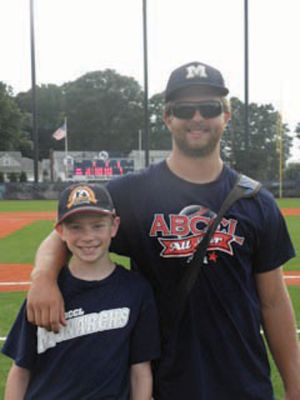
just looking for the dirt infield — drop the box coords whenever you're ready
[281,208,300,216]
[0,210,299,292]
[0,264,299,292]
[0,264,33,292]
[0,211,55,239]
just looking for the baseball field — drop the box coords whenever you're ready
[0,198,299,398]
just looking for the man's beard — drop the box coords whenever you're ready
[172,127,221,158]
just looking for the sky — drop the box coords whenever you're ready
[1,0,300,159]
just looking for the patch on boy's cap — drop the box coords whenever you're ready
[165,61,229,102]
[56,184,115,226]
[67,186,98,209]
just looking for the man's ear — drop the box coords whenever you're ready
[163,109,173,129]
[223,111,231,125]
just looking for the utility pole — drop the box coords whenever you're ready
[142,0,149,167]
[244,0,249,164]
[30,0,39,182]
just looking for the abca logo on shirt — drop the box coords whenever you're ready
[149,205,244,260]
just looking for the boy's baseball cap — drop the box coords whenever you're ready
[56,183,115,226]
[165,61,229,102]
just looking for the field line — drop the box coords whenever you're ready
[0,281,30,286]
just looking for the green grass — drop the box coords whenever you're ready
[276,197,300,208]
[0,288,299,398]
[0,199,299,397]
[0,221,53,263]
[0,200,56,212]
[284,216,300,271]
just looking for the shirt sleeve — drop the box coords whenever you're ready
[106,177,133,257]
[1,300,37,369]
[129,280,161,365]
[253,191,295,273]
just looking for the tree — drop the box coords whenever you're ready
[222,98,293,181]
[295,122,300,139]
[148,93,171,150]
[0,82,30,152]
[285,162,300,180]
[19,171,28,182]
[63,70,144,154]
[16,84,65,159]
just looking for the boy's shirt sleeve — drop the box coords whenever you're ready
[129,279,160,365]
[2,300,37,369]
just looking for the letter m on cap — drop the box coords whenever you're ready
[186,65,207,79]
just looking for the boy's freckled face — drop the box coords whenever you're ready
[57,214,119,264]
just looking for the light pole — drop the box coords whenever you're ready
[142,0,149,167]
[30,0,39,182]
[244,0,249,158]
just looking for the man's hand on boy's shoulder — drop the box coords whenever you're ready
[27,270,66,333]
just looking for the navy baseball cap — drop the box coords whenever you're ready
[165,61,229,102]
[56,184,115,226]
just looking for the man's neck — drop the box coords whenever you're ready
[166,149,224,184]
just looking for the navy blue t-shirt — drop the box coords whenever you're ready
[107,161,295,400]
[2,265,160,400]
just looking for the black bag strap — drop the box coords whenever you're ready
[174,173,262,326]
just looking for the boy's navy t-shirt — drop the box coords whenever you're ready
[2,265,160,400]
[107,161,295,400]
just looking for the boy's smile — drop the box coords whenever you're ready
[56,214,119,274]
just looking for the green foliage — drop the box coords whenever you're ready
[148,92,171,150]
[0,82,31,152]
[19,171,28,182]
[16,84,66,159]
[1,70,297,178]
[63,69,144,153]
[285,163,300,180]
[0,171,4,182]
[7,172,18,182]
[222,97,293,181]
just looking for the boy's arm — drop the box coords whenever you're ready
[4,363,31,400]
[130,361,153,400]
[255,267,300,400]
[26,230,68,332]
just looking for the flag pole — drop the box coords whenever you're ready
[64,117,68,179]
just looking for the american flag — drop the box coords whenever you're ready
[52,122,66,141]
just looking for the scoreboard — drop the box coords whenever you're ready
[71,159,134,179]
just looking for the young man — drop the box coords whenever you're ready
[27,62,300,399]
[2,184,160,400]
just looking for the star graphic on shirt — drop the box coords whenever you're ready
[208,251,218,263]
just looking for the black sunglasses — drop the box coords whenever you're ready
[169,100,224,120]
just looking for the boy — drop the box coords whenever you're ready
[2,183,160,399]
